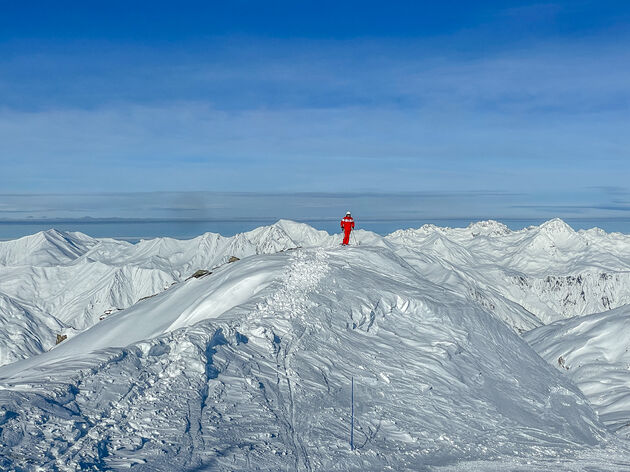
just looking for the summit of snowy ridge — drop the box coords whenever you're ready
[1,219,630,470]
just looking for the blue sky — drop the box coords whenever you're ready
[1,1,629,219]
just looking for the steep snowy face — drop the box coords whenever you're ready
[0,262,177,326]
[506,219,590,274]
[507,271,630,323]
[0,293,63,366]
[526,305,630,437]
[0,246,622,471]
[390,245,543,332]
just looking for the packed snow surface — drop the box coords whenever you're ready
[1,219,630,470]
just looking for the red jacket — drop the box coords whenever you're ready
[341,216,355,232]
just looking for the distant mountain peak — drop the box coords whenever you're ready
[537,218,576,235]
[0,228,94,267]
[468,220,511,236]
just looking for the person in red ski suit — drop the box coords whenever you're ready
[340,211,355,245]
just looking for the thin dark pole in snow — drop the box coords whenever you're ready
[350,376,354,450]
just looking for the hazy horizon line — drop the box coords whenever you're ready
[3,216,630,224]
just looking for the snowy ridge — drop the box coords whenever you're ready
[2,218,630,357]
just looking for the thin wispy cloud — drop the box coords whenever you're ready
[0,189,628,221]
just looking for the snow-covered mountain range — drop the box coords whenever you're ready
[1,219,630,470]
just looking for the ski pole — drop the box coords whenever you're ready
[350,376,354,450]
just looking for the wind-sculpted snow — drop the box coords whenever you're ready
[526,305,630,437]
[2,246,629,471]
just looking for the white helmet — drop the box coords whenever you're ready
[346,211,351,215]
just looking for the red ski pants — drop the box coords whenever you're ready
[343,229,352,245]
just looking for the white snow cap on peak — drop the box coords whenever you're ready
[468,220,511,236]
[538,218,576,234]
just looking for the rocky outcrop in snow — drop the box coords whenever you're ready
[508,271,630,323]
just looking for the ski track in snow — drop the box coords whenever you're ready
[247,248,329,472]
[2,221,630,470]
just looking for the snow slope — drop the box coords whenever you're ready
[2,245,628,471]
[526,305,630,437]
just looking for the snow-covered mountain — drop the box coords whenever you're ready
[0,229,95,266]
[386,218,630,327]
[526,304,630,437]
[2,219,630,470]
[0,221,333,366]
